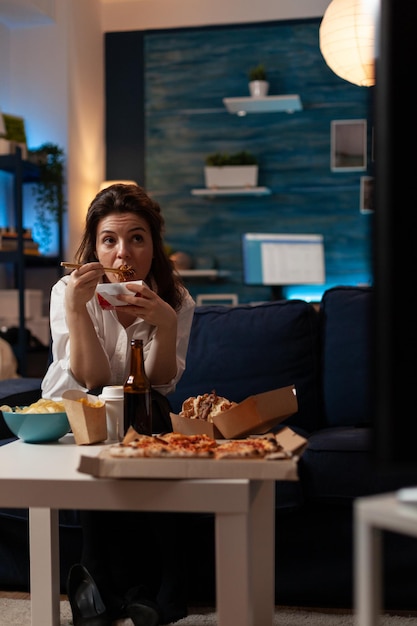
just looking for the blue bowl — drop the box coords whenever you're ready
[2,409,71,443]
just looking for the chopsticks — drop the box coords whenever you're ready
[60,262,125,277]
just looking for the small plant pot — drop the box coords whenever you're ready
[249,80,269,98]
[204,165,259,189]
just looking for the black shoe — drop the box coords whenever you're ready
[126,601,160,626]
[67,563,112,626]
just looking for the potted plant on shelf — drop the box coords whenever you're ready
[204,150,259,189]
[248,63,269,98]
[28,142,66,254]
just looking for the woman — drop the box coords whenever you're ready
[42,183,195,626]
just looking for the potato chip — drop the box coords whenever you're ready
[5,398,66,414]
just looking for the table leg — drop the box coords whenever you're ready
[29,508,61,626]
[215,480,274,626]
[250,481,275,625]
[355,504,383,626]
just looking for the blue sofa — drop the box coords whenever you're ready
[1,285,417,609]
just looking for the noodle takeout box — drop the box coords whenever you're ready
[96,280,143,309]
[170,384,298,439]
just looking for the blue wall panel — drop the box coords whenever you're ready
[109,20,373,303]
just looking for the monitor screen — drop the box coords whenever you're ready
[242,233,325,286]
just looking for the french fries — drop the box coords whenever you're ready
[0,399,66,414]
[76,397,103,408]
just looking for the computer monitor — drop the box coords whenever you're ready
[242,233,325,299]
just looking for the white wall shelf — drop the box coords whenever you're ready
[191,186,271,197]
[223,95,302,115]
[178,269,230,280]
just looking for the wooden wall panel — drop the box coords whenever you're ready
[106,20,373,303]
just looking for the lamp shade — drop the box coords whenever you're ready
[319,0,375,87]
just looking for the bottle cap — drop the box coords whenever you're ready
[100,385,124,399]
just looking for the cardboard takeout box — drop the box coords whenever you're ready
[170,385,298,439]
[62,390,107,445]
[95,280,143,309]
[169,412,223,439]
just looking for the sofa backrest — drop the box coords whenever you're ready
[0,377,43,440]
[169,299,324,433]
[320,285,372,427]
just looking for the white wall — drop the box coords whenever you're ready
[0,24,10,108]
[1,0,330,260]
[66,0,104,262]
[9,3,68,149]
[0,0,55,28]
[1,0,104,261]
[101,0,330,32]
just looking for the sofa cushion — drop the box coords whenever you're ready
[0,508,82,593]
[0,378,43,439]
[0,377,42,406]
[300,427,417,503]
[320,286,372,427]
[169,300,323,433]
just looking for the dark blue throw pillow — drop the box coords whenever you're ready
[320,286,372,427]
[0,378,43,440]
[169,300,323,433]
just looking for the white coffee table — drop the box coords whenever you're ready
[0,435,299,626]
[354,492,417,626]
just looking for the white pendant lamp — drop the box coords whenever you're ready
[319,0,376,87]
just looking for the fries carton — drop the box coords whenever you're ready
[170,385,298,439]
[62,390,107,445]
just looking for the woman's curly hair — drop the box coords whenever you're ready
[75,183,184,311]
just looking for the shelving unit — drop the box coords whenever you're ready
[190,96,302,195]
[223,94,302,116]
[191,186,271,197]
[0,147,63,375]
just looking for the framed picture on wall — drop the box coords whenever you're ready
[360,176,374,213]
[331,119,367,172]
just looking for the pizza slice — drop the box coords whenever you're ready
[108,430,288,460]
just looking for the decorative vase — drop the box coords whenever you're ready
[249,80,269,98]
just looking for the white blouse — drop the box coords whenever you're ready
[41,275,196,400]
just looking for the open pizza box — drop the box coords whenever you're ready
[170,384,298,440]
[77,423,307,481]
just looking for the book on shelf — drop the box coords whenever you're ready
[0,229,40,254]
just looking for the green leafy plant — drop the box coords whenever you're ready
[248,63,267,82]
[205,150,258,166]
[29,142,66,253]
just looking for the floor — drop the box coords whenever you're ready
[0,590,67,601]
[2,591,417,619]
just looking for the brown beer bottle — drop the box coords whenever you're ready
[123,339,152,435]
